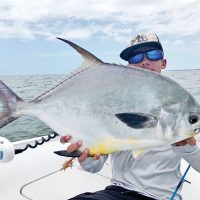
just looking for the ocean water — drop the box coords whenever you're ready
[0,74,65,142]
[0,70,200,142]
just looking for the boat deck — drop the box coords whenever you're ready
[0,137,199,199]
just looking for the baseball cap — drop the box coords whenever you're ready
[120,33,163,61]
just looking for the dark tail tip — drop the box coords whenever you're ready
[54,150,83,158]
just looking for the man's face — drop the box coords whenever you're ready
[128,52,167,73]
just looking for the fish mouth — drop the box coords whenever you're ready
[194,128,200,134]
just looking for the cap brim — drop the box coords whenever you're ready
[120,42,163,61]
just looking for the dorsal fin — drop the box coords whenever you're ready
[34,38,104,101]
[57,37,104,70]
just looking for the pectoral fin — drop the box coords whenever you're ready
[115,112,158,129]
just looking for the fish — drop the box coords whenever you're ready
[1,38,200,159]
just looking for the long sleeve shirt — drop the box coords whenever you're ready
[80,139,200,200]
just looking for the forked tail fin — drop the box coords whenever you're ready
[0,80,23,128]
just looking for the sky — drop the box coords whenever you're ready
[1,0,200,75]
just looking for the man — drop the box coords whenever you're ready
[61,33,200,200]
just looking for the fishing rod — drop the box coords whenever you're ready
[0,132,59,163]
[170,164,191,200]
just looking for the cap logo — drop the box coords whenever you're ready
[129,33,159,47]
[136,35,148,43]
[131,34,148,46]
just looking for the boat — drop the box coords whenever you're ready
[0,135,199,200]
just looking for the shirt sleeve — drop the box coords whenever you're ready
[79,155,109,173]
[172,136,200,172]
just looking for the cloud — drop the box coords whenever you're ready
[1,0,200,43]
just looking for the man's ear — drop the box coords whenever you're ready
[161,59,167,69]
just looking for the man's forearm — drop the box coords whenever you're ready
[80,155,108,173]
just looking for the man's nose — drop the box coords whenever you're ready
[141,56,150,66]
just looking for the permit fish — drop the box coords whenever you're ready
[1,38,200,160]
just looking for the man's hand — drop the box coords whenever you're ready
[60,135,100,162]
[175,137,196,146]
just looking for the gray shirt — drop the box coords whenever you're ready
[80,139,200,200]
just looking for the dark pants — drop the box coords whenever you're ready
[68,185,156,200]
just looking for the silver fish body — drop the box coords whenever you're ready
[1,38,200,156]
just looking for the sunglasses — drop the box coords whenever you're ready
[128,50,164,64]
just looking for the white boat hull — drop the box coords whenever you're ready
[0,136,199,199]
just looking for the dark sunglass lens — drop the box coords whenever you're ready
[147,50,163,61]
[128,53,144,64]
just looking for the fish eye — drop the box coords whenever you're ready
[189,114,199,124]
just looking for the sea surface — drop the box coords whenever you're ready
[1,70,200,142]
